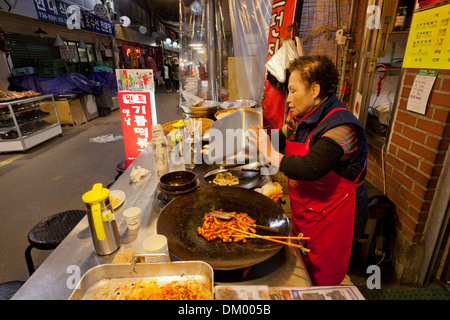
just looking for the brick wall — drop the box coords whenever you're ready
[343,0,450,283]
[381,69,450,243]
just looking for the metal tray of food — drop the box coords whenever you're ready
[69,254,214,300]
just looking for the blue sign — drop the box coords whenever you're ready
[33,0,114,36]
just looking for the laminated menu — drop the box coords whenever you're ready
[214,285,365,300]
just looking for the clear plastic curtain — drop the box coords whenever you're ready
[228,0,271,103]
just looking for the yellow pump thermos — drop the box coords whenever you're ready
[82,183,121,255]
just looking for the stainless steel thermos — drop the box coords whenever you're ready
[82,183,121,255]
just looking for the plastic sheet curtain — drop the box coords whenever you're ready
[228,0,271,102]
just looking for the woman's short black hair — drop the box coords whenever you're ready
[288,55,339,99]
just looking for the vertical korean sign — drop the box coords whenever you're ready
[116,69,157,167]
[262,0,299,130]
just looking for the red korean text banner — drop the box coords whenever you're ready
[118,92,154,167]
[262,0,299,130]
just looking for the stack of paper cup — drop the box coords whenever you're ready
[143,234,169,263]
[123,207,141,230]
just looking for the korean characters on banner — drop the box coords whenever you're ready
[118,91,157,167]
[117,69,157,167]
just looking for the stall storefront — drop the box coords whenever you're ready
[0,5,118,136]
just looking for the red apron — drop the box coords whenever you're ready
[286,108,364,286]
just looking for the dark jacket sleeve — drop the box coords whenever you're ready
[270,129,286,154]
[279,137,344,181]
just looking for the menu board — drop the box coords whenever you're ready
[403,4,450,69]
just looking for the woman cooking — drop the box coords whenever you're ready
[248,55,368,286]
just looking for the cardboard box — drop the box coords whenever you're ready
[80,94,98,121]
[52,97,88,125]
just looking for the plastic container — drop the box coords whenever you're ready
[12,67,36,77]
[37,59,65,69]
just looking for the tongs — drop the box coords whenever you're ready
[203,162,263,179]
[208,211,279,233]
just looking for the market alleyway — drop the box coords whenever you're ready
[0,89,182,284]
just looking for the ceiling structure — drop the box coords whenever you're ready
[146,0,181,23]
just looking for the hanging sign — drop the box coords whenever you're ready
[32,0,114,36]
[118,91,157,167]
[403,4,450,69]
[115,69,155,92]
[59,45,79,61]
[406,69,438,115]
[418,0,447,8]
[261,0,299,130]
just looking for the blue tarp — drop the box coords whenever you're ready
[7,72,117,96]
[86,72,118,97]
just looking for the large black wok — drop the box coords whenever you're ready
[156,186,290,270]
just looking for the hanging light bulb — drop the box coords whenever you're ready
[54,32,65,46]
[78,36,87,49]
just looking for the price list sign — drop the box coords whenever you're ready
[403,4,450,69]
[406,69,438,114]
[118,92,156,166]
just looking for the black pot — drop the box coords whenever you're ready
[159,171,197,191]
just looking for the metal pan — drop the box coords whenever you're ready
[203,168,262,189]
[156,187,290,270]
[69,254,214,300]
[159,171,197,191]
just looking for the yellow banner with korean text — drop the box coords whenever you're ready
[403,3,450,69]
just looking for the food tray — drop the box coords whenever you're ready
[162,118,214,135]
[69,254,214,300]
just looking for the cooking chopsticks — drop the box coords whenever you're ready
[228,227,310,252]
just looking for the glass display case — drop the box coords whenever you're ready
[0,94,62,152]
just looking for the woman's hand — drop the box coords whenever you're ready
[247,125,283,168]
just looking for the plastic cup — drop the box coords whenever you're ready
[123,207,141,230]
[143,234,169,263]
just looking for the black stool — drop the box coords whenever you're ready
[0,281,26,300]
[115,160,127,180]
[25,210,86,275]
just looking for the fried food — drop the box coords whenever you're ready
[212,172,239,186]
[254,182,284,203]
[113,249,136,264]
[197,209,256,243]
[110,195,122,207]
[92,278,212,300]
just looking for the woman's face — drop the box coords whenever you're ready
[287,70,319,118]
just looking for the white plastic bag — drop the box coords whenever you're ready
[265,39,300,83]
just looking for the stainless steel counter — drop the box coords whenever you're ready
[12,146,311,300]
